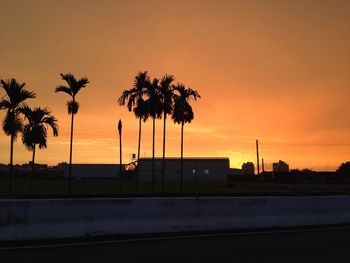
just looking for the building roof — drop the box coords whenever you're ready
[139,157,229,161]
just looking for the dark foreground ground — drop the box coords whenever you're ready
[2,178,350,196]
[1,227,349,263]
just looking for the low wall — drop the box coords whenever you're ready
[1,196,350,241]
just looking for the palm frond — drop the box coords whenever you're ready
[187,88,201,100]
[71,83,83,96]
[18,89,36,102]
[134,71,150,90]
[160,74,175,88]
[0,99,12,110]
[17,104,34,123]
[55,85,73,96]
[118,89,133,109]
[38,106,51,116]
[76,77,89,89]
[0,79,8,92]
[126,94,137,112]
[60,73,76,87]
[0,78,35,107]
[58,73,89,97]
[42,116,59,137]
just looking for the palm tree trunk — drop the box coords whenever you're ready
[180,121,184,193]
[161,112,166,194]
[135,117,141,193]
[8,134,14,195]
[68,109,75,194]
[152,117,155,193]
[28,144,36,194]
[119,126,122,193]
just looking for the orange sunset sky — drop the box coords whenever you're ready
[1,0,350,171]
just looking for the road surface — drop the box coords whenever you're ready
[1,227,349,262]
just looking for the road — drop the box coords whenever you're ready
[1,227,349,262]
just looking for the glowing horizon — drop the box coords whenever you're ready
[1,0,350,171]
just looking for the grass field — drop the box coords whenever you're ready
[1,178,350,197]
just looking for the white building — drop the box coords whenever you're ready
[138,157,230,183]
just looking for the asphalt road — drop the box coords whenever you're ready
[1,227,349,263]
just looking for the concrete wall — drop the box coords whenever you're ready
[1,196,350,242]
[139,158,230,183]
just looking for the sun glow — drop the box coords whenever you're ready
[1,0,350,171]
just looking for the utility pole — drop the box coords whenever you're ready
[118,119,122,193]
[256,139,260,176]
[262,158,265,173]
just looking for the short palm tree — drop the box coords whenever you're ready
[145,78,162,193]
[172,84,201,193]
[159,74,175,193]
[118,71,150,192]
[0,79,36,194]
[55,73,89,194]
[19,105,58,193]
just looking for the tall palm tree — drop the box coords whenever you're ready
[0,79,36,194]
[118,71,150,192]
[19,105,58,193]
[145,78,162,193]
[172,84,201,193]
[118,119,122,193]
[159,74,175,193]
[55,73,89,194]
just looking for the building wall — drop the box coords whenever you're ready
[229,168,244,176]
[63,164,123,179]
[138,158,230,183]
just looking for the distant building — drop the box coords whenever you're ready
[63,164,125,179]
[273,160,289,173]
[138,157,230,183]
[229,168,244,176]
[242,162,255,175]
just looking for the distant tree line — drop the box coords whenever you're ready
[229,166,350,185]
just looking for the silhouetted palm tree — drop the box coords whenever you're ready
[172,84,201,193]
[159,74,175,193]
[145,78,162,193]
[118,71,150,192]
[118,119,122,193]
[19,105,58,193]
[0,79,36,194]
[55,73,89,194]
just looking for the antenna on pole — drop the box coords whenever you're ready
[256,139,260,176]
